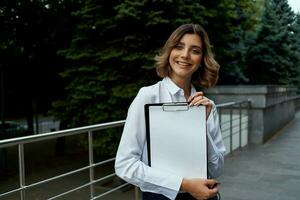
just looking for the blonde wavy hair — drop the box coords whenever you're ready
[154,24,220,88]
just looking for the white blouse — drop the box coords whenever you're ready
[115,77,226,200]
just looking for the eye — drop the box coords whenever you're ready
[174,44,184,50]
[191,48,202,55]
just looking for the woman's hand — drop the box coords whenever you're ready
[181,178,219,200]
[188,92,212,119]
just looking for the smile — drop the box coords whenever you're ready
[176,61,191,66]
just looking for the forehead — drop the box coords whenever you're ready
[178,33,202,47]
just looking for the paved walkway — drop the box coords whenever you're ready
[219,110,300,200]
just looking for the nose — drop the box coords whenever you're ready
[180,48,189,59]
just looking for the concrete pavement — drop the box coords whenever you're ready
[218,110,300,200]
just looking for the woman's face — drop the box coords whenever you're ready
[169,33,203,81]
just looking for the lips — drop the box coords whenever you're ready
[176,61,191,66]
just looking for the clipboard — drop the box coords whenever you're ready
[145,102,207,179]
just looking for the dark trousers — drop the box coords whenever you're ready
[142,192,219,200]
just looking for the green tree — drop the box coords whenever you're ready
[53,0,261,157]
[201,0,263,83]
[290,13,300,86]
[246,0,299,84]
[54,0,213,125]
[0,0,81,133]
[53,0,212,157]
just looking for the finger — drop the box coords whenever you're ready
[209,181,220,189]
[188,91,204,102]
[190,95,209,105]
[189,96,204,106]
[205,179,217,186]
[194,99,209,106]
[208,187,219,198]
[194,99,211,106]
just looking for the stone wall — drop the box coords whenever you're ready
[204,85,298,144]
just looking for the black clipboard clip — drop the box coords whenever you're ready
[162,102,189,112]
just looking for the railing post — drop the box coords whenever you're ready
[218,108,222,125]
[247,100,251,143]
[239,103,242,149]
[230,108,233,153]
[134,186,140,200]
[88,131,95,199]
[18,144,26,200]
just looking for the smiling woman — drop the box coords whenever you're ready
[155,24,220,89]
[115,24,225,200]
[168,34,203,98]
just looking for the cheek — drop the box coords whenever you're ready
[194,55,202,65]
[169,51,176,64]
[168,55,172,64]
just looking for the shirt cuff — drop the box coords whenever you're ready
[143,167,183,199]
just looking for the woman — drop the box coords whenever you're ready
[115,24,225,200]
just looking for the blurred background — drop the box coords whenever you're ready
[0,0,299,139]
[0,0,300,199]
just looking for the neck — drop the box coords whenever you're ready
[169,75,191,99]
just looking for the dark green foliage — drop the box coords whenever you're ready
[290,14,300,86]
[246,0,300,85]
[0,0,82,132]
[52,0,264,157]
[53,0,211,156]
[54,0,261,125]
[56,0,209,127]
[201,0,260,83]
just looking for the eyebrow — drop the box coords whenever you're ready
[190,45,202,50]
[177,42,202,50]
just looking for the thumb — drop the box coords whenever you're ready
[205,179,217,187]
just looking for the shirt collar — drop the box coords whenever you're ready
[163,76,197,96]
[163,76,181,95]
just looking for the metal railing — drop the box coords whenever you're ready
[216,100,251,154]
[0,100,251,200]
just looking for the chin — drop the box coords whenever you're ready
[173,71,193,79]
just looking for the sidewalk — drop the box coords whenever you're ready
[218,110,300,200]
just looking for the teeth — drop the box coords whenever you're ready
[177,61,190,66]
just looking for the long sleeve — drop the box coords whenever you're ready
[115,88,183,200]
[206,102,226,178]
[115,78,226,199]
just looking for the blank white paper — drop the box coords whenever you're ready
[148,105,207,179]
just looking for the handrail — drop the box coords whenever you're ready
[0,100,251,200]
[0,101,251,149]
[216,100,251,108]
[47,173,118,200]
[0,120,125,148]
